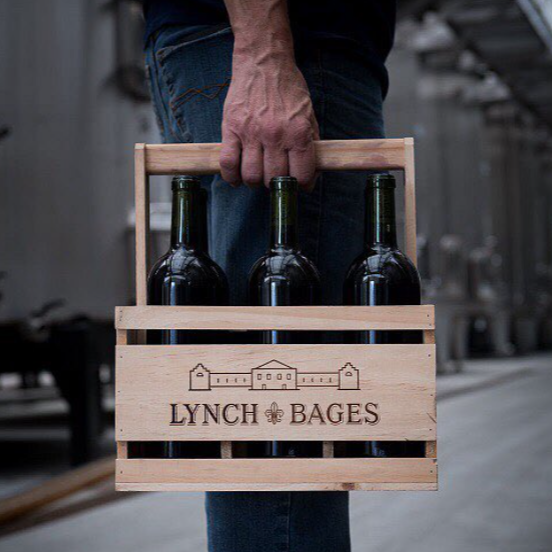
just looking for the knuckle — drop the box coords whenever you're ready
[242,168,262,185]
[260,121,285,144]
[220,155,236,171]
[292,118,312,136]
[224,116,242,133]
[220,154,239,177]
[289,120,313,147]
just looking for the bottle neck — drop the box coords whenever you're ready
[366,185,398,248]
[270,185,298,249]
[170,188,201,250]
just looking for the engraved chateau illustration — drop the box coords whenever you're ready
[190,360,360,391]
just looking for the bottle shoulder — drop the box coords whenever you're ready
[249,248,321,282]
[148,247,227,284]
[346,247,420,283]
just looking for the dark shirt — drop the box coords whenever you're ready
[144,0,396,92]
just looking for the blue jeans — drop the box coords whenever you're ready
[146,24,386,552]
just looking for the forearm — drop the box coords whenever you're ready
[223,0,295,62]
[220,0,318,189]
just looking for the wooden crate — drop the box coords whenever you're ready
[115,138,438,492]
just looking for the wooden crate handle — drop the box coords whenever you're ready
[134,138,417,305]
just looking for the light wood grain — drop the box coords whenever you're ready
[424,330,436,344]
[115,305,435,331]
[323,442,335,458]
[0,457,114,525]
[121,137,439,492]
[221,442,232,459]
[116,344,436,441]
[404,137,418,264]
[117,458,437,485]
[117,442,128,460]
[134,144,149,307]
[425,441,437,458]
[144,139,408,175]
[116,330,128,346]
[116,482,437,492]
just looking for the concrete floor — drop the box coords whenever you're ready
[1,353,551,552]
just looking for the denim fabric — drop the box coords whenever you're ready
[146,24,386,552]
[206,491,351,552]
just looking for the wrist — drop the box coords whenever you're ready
[233,26,295,64]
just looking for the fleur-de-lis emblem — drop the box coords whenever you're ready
[265,402,284,425]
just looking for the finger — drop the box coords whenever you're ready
[220,132,242,186]
[263,148,289,187]
[289,141,317,192]
[241,143,264,188]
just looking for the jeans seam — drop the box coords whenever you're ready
[169,78,231,112]
[157,53,193,142]
[148,48,184,143]
[156,25,232,60]
[144,62,165,135]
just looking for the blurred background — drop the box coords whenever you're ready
[0,0,551,550]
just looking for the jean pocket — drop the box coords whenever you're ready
[155,26,234,143]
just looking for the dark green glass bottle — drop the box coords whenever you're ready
[248,176,322,458]
[341,174,424,458]
[198,186,209,253]
[146,176,228,459]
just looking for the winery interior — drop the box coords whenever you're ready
[1,0,552,550]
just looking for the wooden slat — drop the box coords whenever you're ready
[221,442,232,459]
[116,344,436,441]
[425,441,437,458]
[117,458,436,485]
[115,305,435,331]
[144,139,408,175]
[117,442,128,460]
[404,137,418,264]
[134,144,149,307]
[424,330,436,344]
[323,442,335,458]
[0,457,114,525]
[117,482,437,492]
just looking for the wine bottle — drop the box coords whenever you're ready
[198,186,209,253]
[146,175,228,459]
[341,173,425,458]
[247,176,322,458]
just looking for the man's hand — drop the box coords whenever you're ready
[220,0,319,191]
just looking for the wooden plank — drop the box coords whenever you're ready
[134,144,149,307]
[116,330,128,346]
[0,479,122,538]
[144,139,408,175]
[115,305,435,331]
[323,442,335,458]
[425,441,437,458]
[404,137,418,264]
[117,442,128,460]
[221,442,232,459]
[423,330,437,453]
[116,458,437,485]
[116,344,436,441]
[0,457,114,525]
[424,330,436,344]
[117,482,438,492]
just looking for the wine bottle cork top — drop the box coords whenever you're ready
[367,173,396,189]
[172,175,201,191]
[270,176,298,191]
